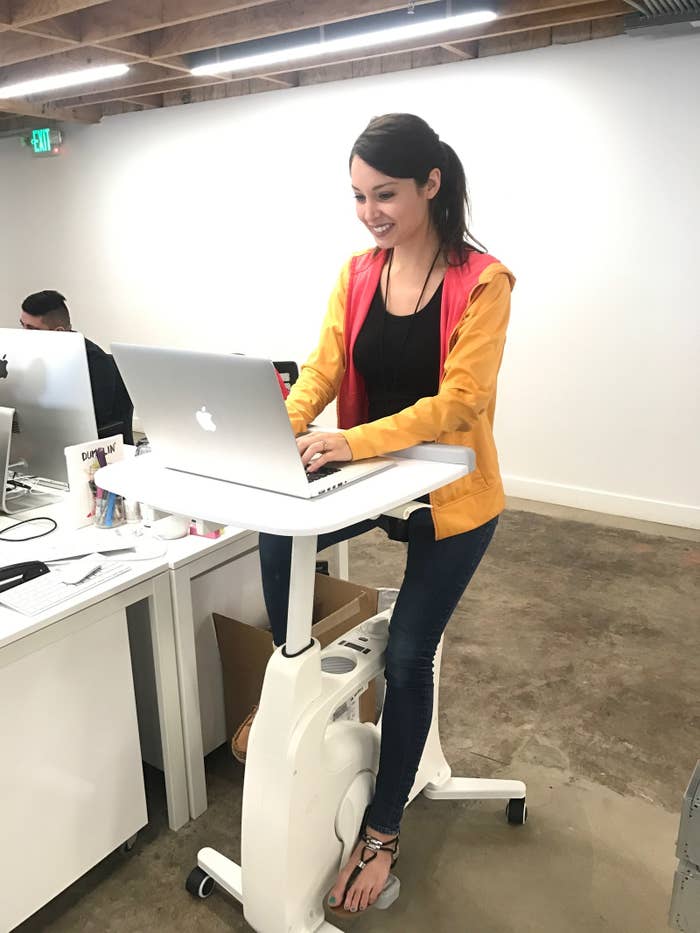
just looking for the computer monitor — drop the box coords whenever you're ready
[0,406,13,510]
[0,329,98,484]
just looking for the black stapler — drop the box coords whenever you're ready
[0,561,50,593]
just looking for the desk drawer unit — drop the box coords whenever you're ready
[0,608,147,931]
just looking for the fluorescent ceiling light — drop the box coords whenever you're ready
[0,64,129,99]
[191,10,498,76]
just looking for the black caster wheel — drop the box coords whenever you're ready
[506,797,528,825]
[121,833,138,853]
[186,867,215,899]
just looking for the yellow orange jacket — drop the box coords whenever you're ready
[286,248,515,539]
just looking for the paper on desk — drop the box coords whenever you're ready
[20,530,136,564]
[64,434,124,529]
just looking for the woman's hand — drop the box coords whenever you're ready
[297,432,353,473]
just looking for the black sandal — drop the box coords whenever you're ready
[328,831,400,917]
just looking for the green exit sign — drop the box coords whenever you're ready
[28,127,62,155]
[31,127,52,153]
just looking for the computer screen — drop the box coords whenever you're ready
[0,329,97,483]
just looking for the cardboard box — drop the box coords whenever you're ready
[214,574,379,739]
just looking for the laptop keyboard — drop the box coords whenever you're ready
[306,465,341,483]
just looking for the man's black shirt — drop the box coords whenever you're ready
[84,338,133,443]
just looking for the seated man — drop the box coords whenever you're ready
[20,290,134,444]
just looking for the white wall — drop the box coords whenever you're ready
[1,33,699,527]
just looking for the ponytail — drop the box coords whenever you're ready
[431,141,485,265]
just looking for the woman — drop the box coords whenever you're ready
[257,113,514,916]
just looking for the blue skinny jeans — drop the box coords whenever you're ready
[258,510,498,836]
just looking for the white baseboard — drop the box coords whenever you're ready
[503,475,700,530]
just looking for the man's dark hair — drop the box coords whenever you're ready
[21,290,71,328]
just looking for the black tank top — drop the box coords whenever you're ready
[353,281,442,422]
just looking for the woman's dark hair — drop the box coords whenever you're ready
[349,113,484,264]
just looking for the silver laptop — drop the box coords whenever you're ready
[111,344,393,498]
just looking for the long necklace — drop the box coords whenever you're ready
[381,245,442,393]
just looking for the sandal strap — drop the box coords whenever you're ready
[360,832,399,857]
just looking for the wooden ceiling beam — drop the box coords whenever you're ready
[0,94,101,121]
[297,46,462,84]
[0,0,625,75]
[28,62,199,101]
[0,48,194,91]
[47,0,626,110]
[79,0,278,44]
[10,1,106,27]
[95,34,155,58]
[0,29,73,66]
[0,2,439,77]
[149,0,446,59]
[440,43,477,60]
[119,93,162,109]
[496,0,607,13]
[8,14,81,41]
[0,28,162,67]
[101,99,141,115]
[0,0,633,121]
[168,0,629,81]
[160,75,278,107]
[149,0,622,61]
[591,14,625,35]
[0,115,46,130]
[49,73,226,107]
[479,26,553,55]
[259,73,297,87]
[0,46,135,85]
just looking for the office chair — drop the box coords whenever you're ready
[273,361,299,394]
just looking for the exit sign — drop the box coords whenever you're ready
[31,127,52,152]
[28,127,62,155]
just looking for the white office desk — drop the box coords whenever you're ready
[0,501,190,932]
[96,453,468,536]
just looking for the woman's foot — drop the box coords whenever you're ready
[327,826,398,914]
[231,705,257,763]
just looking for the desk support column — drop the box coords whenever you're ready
[147,572,190,830]
[285,535,317,656]
[324,541,350,581]
[170,565,208,820]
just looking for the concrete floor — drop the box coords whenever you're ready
[16,503,700,933]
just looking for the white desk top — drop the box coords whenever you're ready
[96,452,470,537]
[0,502,164,650]
[163,523,254,570]
[0,555,169,652]
[0,498,255,650]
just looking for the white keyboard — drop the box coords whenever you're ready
[0,561,132,616]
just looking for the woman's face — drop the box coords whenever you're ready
[350,156,439,250]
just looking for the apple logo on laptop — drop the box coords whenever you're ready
[0,354,7,379]
[196,406,216,432]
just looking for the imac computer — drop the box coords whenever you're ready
[0,329,98,488]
